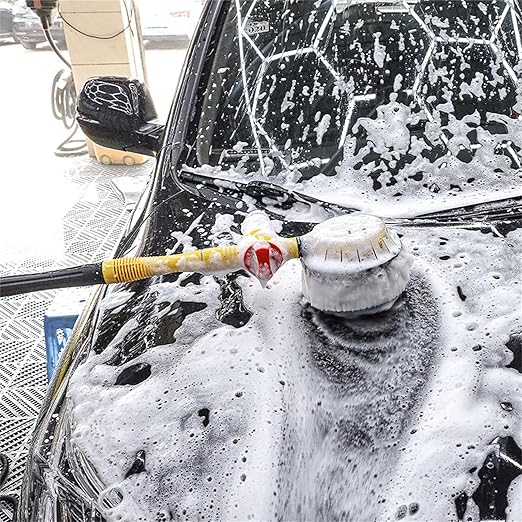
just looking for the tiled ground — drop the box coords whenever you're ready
[0,158,151,521]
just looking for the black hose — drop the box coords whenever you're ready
[0,453,18,522]
[40,13,87,157]
[51,69,75,128]
[51,69,88,157]
[53,123,88,157]
[0,262,105,297]
[40,13,70,68]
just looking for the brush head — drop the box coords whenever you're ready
[300,214,413,314]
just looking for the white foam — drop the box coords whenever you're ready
[302,248,413,312]
[298,214,413,312]
[67,225,521,521]
[506,476,522,522]
[295,101,522,217]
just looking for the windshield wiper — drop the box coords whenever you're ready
[178,169,359,217]
[178,169,522,230]
[410,196,522,224]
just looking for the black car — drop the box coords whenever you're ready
[12,3,65,49]
[17,0,522,521]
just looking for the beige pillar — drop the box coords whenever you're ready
[60,0,148,164]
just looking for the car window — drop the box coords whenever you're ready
[189,0,522,216]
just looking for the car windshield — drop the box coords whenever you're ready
[187,0,522,216]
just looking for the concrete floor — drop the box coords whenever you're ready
[0,40,187,519]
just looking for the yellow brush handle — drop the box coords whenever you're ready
[101,245,241,284]
[101,210,300,285]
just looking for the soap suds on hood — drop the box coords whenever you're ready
[68,224,521,521]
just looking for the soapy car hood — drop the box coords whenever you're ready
[20,181,521,521]
[69,208,522,522]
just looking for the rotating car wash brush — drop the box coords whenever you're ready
[0,212,413,314]
[299,213,413,314]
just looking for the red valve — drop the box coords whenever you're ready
[243,241,284,283]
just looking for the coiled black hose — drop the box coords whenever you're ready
[51,69,88,157]
[41,14,87,157]
[51,69,76,129]
[0,453,18,522]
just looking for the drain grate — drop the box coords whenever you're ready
[0,159,152,518]
[11,362,47,389]
[0,342,35,368]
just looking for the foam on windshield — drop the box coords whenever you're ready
[297,99,522,217]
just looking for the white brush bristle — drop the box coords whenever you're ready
[300,214,413,313]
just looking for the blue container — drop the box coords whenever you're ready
[44,290,89,381]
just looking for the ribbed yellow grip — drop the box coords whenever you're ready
[101,245,242,284]
[100,211,300,287]
[102,258,158,284]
